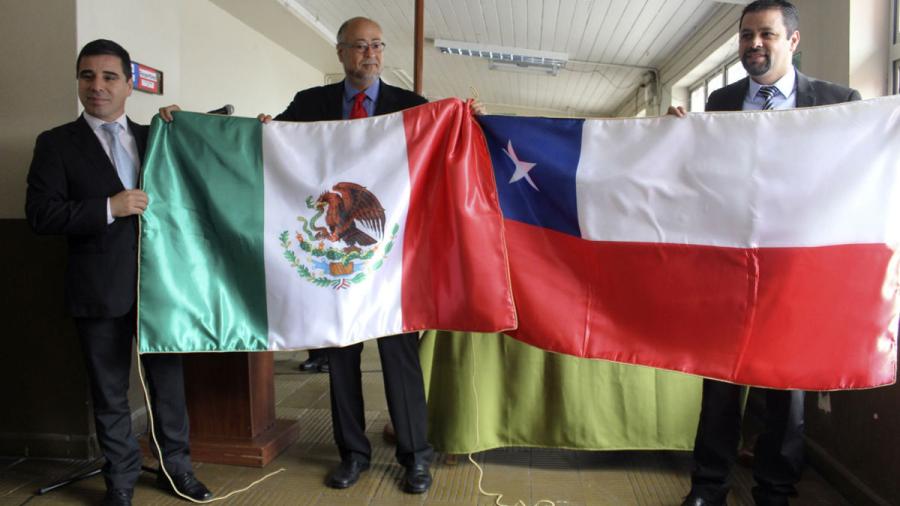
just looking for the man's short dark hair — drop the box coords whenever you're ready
[740,0,799,36]
[76,39,132,80]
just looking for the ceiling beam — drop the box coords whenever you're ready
[210,0,342,75]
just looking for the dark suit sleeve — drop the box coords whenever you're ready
[811,78,862,105]
[274,91,305,121]
[705,85,742,112]
[25,131,107,236]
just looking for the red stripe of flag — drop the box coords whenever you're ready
[400,100,517,333]
[504,220,897,390]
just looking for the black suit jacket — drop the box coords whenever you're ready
[275,79,427,122]
[706,68,861,112]
[25,115,148,318]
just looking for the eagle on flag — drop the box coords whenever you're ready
[314,182,386,252]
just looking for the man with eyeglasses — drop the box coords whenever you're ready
[159,14,440,494]
[263,16,434,494]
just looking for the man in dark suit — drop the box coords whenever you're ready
[262,16,435,494]
[25,39,211,506]
[670,2,860,506]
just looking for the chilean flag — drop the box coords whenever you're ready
[478,97,900,391]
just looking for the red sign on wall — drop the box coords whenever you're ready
[131,62,163,94]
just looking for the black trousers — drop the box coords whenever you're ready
[326,332,433,468]
[74,312,192,490]
[690,379,804,504]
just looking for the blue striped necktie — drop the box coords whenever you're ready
[100,122,137,189]
[757,85,778,110]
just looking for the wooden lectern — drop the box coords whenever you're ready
[176,352,298,467]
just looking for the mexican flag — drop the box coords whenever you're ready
[138,99,516,352]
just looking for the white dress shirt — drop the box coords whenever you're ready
[82,112,140,223]
[743,66,797,111]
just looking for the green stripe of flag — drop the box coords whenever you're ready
[139,113,269,352]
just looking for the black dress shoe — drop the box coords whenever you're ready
[299,356,329,372]
[102,488,133,506]
[157,471,213,500]
[402,464,432,494]
[298,356,320,371]
[326,460,369,489]
[752,487,791,506]
[680,494,725,506]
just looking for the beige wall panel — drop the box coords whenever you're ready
[0,0,78,218]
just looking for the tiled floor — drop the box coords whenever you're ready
[1,348,850,506]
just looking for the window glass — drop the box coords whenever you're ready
[690,86,706,112]
[894,59,900,94]
[707,72,725,95]
[893,0,900,92]
[726,60,747,84]
[895,0,899,43]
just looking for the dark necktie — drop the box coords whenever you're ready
[757,85,778,110]
[350,92,368,119]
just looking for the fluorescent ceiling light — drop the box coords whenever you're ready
[434,39,568,72]
[488,60,560,77]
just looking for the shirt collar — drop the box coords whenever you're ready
[343,79,380,104]
[747,66,796,100]
[83,111,128,132]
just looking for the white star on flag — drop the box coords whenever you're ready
[503,140,539,191]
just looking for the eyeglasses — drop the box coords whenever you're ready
[340,41,386,53]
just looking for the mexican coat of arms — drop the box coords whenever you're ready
[280,182,398,290]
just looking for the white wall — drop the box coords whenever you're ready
[848,0,891,98]
[0,0,325,219]
[76,0,183,123]
[76,0,324,123]
[792,0,851,86]
[178,0,324,118]
[783,0,890,97]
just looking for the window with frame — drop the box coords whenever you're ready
[893,0,900,93]
[688,57,745,112]
[895,60,900,95]
[895,0,900,45]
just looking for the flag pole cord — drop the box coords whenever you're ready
[135,214,284,504]
[133,348,286,504]
[466,336,557,506]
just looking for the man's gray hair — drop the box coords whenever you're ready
[336,17,382,44]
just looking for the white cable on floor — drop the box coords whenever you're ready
[133,349,287,504]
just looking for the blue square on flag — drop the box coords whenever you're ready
[478,115,583,237]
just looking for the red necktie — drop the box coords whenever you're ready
[350,92,368,119]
